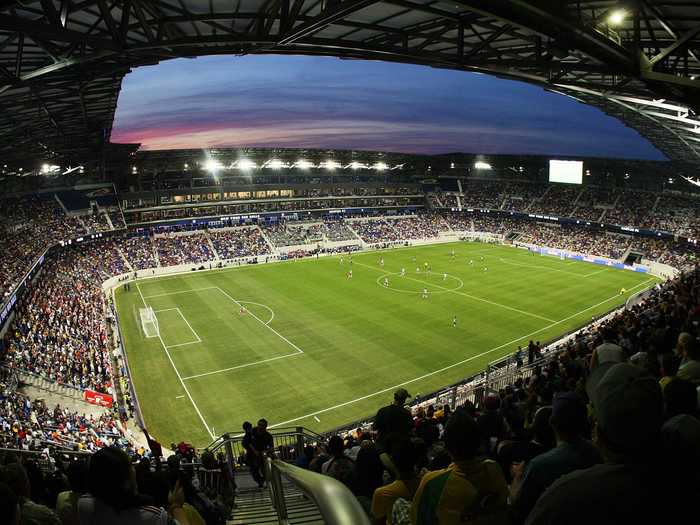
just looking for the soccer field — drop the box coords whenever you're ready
[115,241,657,447]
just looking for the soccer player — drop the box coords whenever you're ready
[483,267,488,272]
[412,256,416,263]
[401,268,406,277]
[453,315,457,327]
[384,277,389,287]
[619,287,627,295]
[240,306,247,315]
[416,267,421,273]
[379,257,385,268]
[469,259,474,266]
[340,256,344,264]
[480,255,484,261]
[424,261,429,271]
[443,272,448,281]
[347,269,353,279]
[450,249,456,258]
[422,288,429,299]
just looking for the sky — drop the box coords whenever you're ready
[111,54,666,160]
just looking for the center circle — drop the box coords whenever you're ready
[375,271,464,295]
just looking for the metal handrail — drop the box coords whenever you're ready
[267,458,371,525]
[205,426,327,483]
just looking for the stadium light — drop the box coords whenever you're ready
[474,161,492,170]
[204,159,223,172]
[349,161,368,170]
[295,159,313,169]
[183,163,189,169]
[320,160,341,170]
[373,162,388,171]
[450,162,455,169]
[237,159,257,170]
[267,159,285,169]
[41,163,49,173]
[608,9,626,26]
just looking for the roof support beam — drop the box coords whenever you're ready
[649,25,700,68]
[0,14,120,51]
[277,0,379,45]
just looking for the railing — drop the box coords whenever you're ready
[266,457,371,525]
[206,426,327,482]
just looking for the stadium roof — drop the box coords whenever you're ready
[1,0,699,165]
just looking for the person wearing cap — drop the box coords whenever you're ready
[525,363,666,525]
[373,388,414,453]
[510,392,601,524]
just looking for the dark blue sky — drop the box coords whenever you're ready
[112,54,666,160]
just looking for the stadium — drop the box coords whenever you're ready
[1,2,700,524]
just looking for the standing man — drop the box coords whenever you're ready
[242,421,265,488]
[373,389,414,472]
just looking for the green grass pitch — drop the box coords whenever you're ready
[114,241,658,447]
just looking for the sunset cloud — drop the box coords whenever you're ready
[111,55,666,160]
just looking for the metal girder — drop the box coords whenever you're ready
[277,0,380,46]
[0,0,699,166]
[649,24,700,67]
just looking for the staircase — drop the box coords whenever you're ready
[257,225,276,253]
[103,211,115,230]
[205,231,220,260]
[152,239,161,267]
[525,185,551,212]
[117,247,134,272]
[229,479,323,524]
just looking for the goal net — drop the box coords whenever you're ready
[140,307,159,338]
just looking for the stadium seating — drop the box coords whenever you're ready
[0,194,699,524]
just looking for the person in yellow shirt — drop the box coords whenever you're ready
[371,438,423,525]
[411,411,509,525]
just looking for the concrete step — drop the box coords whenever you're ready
[228,480,324,524]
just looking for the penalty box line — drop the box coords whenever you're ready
[269,278,654,429]
[141,285,305,380]
[134,282,215,440]
[155,307,202,348]
[179,287,305,381]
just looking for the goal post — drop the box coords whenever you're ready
[140,307,159,338]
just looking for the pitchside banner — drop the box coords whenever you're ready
[84,389,114,408]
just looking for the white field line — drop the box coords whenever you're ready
[269,278,654,429]
[354,260,556,323]
[176,307,202,342]
[142,286,219,299]
[154,308,178,313]
[239,301,275,325]
[166,341,202,349]
[583,268,610,278]
[179,288,304,380]
[135,282,215,439]
[214,287,304,355]
[182,351,304,380]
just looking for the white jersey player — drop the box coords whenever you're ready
[400,268,406,277]
[422,288,429,299]
[347,269,353,279]
[383,277,389,287]
[443,273,448,281]
[453,315,457,327]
